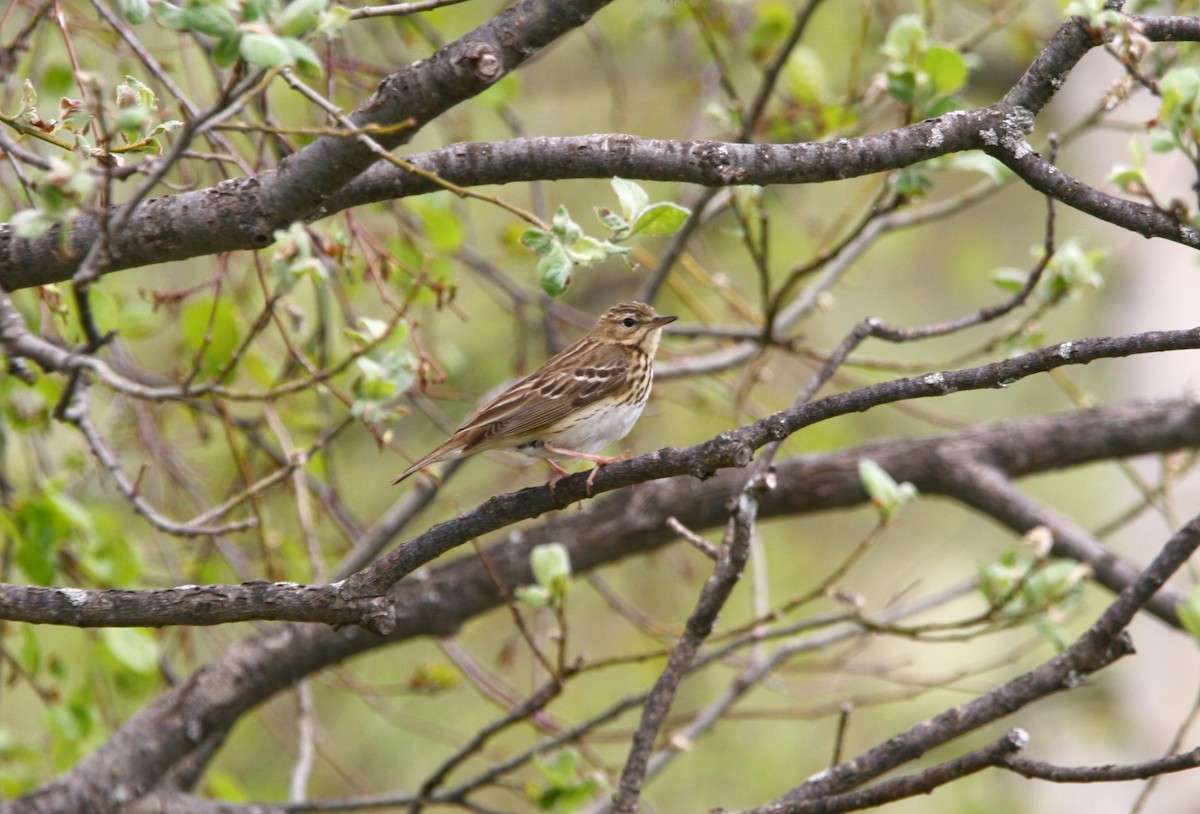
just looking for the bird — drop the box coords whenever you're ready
[393,301,677,492]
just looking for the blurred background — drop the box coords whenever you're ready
[2,0,1200,811]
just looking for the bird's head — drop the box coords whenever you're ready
[592,301,677,352]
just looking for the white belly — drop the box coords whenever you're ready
[518,398,647,457]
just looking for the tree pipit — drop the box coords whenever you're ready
[393,301,677,493]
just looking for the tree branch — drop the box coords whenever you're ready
[744,512,1200,810]
[3,14,1199,290]
[5,391,1198,633]
[0,581,395,633]
[0,0,618,289]
[340,326,1200,599]
[747,730,1030,814]
[1000,745,1200,783]
[11,397,1200,811]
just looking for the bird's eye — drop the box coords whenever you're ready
[622,317,636,328]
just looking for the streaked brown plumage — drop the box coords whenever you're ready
[393,302,676,487]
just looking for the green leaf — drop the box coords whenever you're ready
[946,152,1009,183]
[515,585,551,607]
[990,267,1028,293]
[1036,239,1105,305]
[564,235,629,265]
[213,34,242,67]
[181,3,238,38]
[17,79,39,116]
[531,749,598,813]
[885,69,917,106]
[1021,560,1088,608]
[890,166,931,198]
[242,0,277,23]
[747,1,792,59]
[101,628,160,675]
[42,63,75,99]
[353,350,414,402]
[284,38,322,76]
[537,748,574,783]
[922,95,963,118]
[1178,585,1200,644]
[413,199,464,253]
[882,14,927,67]
[629,202,690,236]
[858,458,918,521]
[180,298,241,377]
[551,205,582,243]
[79,514,142,584]
[520,227,555,254]
[1108,164,1147,193]
[921,46,967,94]
[12,524,57,586]
[239,31,293,68]
[152,0,188,29]
[783,46,829,105]
[83,287,119,335]
[530,543,571,599]
[858,458,896,506]
[594,207,629,234]
[1149,127,1177,153]
[114,106,152,136]
[353,316,389,343]
[978,557,1023,606]
[47,492,95,535]
[11,209,54,239]
[536,243,573,297]
[119,0,150,24]
[610,177,649,221]
[45,695,96,745]
[276,0,324,37]
[1159,68,1200,141]
[117,75,157,110]
[11,492,93,585]
[315,4,351,34]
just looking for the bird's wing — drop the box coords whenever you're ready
[452,343,632,454]
[392,342,632,484]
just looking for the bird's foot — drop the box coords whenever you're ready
[583,451,633,495]
[544,458,572,495]
[542,444,632,496]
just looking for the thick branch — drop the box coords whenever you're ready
[0,582,395,633]
[746,511,1200,810]
[341,327,1200,598]
[761,730,1030,814]
[0,0,616,290]
[3,14,1200,290]
[11,398,1200,812]
[5,392,1196,634]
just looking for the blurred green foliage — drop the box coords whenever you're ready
[1,0,1198,811]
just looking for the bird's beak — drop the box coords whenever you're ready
[652,315,678,328]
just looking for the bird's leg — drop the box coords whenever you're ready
[543,444,631,496]
[543,458,572,494]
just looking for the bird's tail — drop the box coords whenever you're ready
[392,449,446,484]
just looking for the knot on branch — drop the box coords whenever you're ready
[689,432,755,480]
[689,141,738,183]
[359,595,397,636]
[455,41,504,83]
[1000,105,1035,158]
[1107,629,1136,661]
